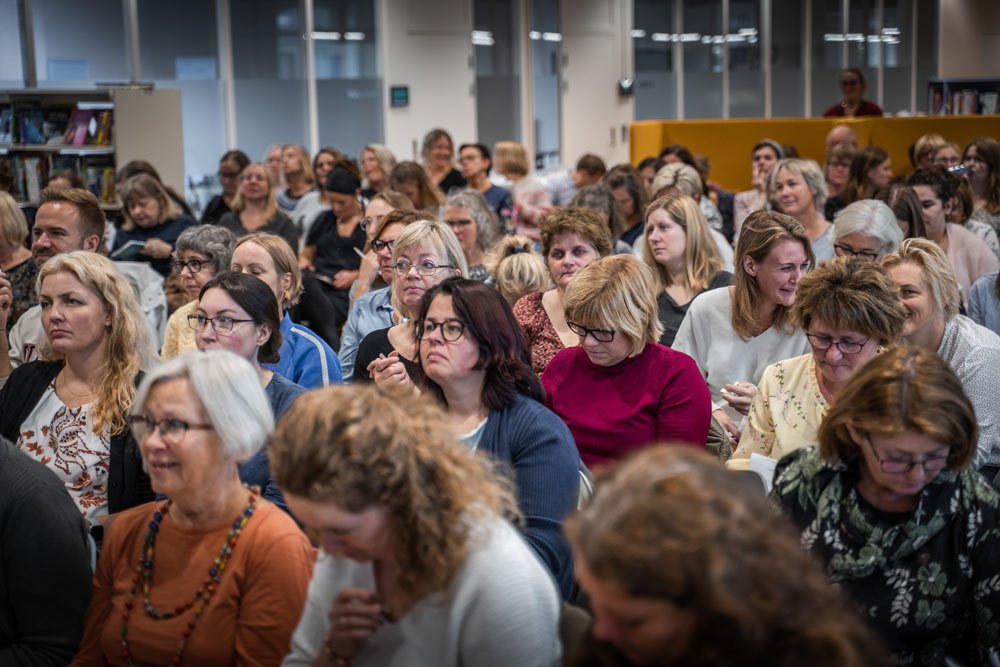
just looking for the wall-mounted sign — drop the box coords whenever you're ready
[390,86,409,107]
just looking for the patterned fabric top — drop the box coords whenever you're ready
[972,206,1000,236]
[773,447,1000,666]
[5,256,38,331]
[513,291,565,375]
[966,217,1000,261]
[17,380,110,517]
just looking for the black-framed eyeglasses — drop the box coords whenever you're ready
[834,244,880,261]
[130,415,214,445]
[372,238,395,253]
[393,259,452,276]
[417,318,466,342]
[217,170,240,179]
[187,314,256,333]
[173,259,207,274]
[566,321,616,343]
[805,333,870,355]
[867,439,949,474]
[446,218,474,227]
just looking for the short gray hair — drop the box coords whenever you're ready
[133,350,273,463]
[173,225,236,275]
[769,158,827,213]
[833,199,903,257]
[652,162,702,199]
[444,189,500,252]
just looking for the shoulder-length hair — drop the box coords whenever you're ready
[604,164,650,223]
[874,183,924,239]
[493,141,530,177]
[564,255,663,356]
[120,173,181,230]
[882,237,960,322]
[565,446,885,666]
[133,349,273,463]
[962,136,1000,215]
[414,278,544,410]
[37,251,156,435]
[571,184,625,242]
[769,158,827,214]
[819,346,977,470]
[199,271,283,364]
[421,128,455,165]
[642,193,722,293]
[731,210,815,341]
[361,143,397,188]
[0,191,28,246]
[283,144,315,187]
[841,146,889,204]
[230,163,280,225]
[269,384,520,601]
[444,189,499,252]
[233,232,304,310]
[389,220,468,314]
[389,161,446,210]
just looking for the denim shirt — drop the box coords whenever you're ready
[340,287,396,380]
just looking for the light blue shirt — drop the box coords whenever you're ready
[969,271,1000,336]
[812,225,837,264]
[339,287,395,380]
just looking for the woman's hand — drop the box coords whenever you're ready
[333,270,359,290]
[322,587,386,665]
[722,382,757,416]
[143,238,172,259]
[356,251,380,289]
[368,351,412,389]
[713,408,741,444]
[751,162,770,193]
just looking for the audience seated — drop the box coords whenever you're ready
[673,210,813,442]
[351,190,414,303]
[443,189,500,282]
[969,270,1000,335]
[769,158,835,261]
[276,144,316,213]
[421,127,466,194]
[641,193,731,347]
[602,165,649,249]
[114,174,196,277]
[570,184,631,255]
[773,347,1000,665]
[291,147,340,247]
[71,350,314,666]
[543,255,711,466]
[0,191,37,330]
[217,163,299,255]
[160,224,235,358]
[950,172,1000,259]
[636,155,664,197]
[513,207,612,374]
[832,199,903,262]
[545,153,606,208]
[482,235,550,305]
[201,150,250,225]
[733,139,782,239]
[822,67,883,117]
[458,143,514,234]
[883,238,1000,471]
[963,137,1000,236]
[359,143,396,199]
[912,132,947,169]
[933,141,963,168]
[274,384,562,666]
[493,140,552,240]
[389,160,446,215]
[566,446,886,667]
[874,182,925,239]
[413,277,579,598]
[839,147,894,213]
[230,233,341,388]
[823,141,856,220]
[729,257,904,469]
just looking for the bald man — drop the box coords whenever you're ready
[825,124,858,153]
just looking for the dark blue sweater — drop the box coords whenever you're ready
[478,393,580,600]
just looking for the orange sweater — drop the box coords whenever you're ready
[72,498,315,666]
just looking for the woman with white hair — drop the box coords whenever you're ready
[71,350,314,666]
[443,189,500,282]
[770,158,835,262]
[832,199,903,262]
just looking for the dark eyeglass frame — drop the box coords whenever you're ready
[172,259,207,274]
[417,318,467,342]
[566,321,616,343]
[866,438,950,474]
[217,170,241,179]
[187,314,256,333]
[446,218,475,227]
[805,333,870,355]
[360,214,384,231]
[129,415,214,444]
[372,238,395,253]
[833,244,880,261]
[393,259,453,276]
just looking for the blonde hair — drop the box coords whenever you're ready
[731,211,815,340]
[120,174,181,230]
[483,236,550,304]
[233,232,304,310]
[651,162,702,199]
[37,251,156,434]
[361,144,397,188]
[914,133,947,165]
[642,194,722,293]
[769,158,827,213]
[231,163,280,226]
[282,144,315,187]
[0,191,28,246]
[270,384,520,601]
[493,141,530,177]
[389,161,446,210]
[564,255,663,356]
[389,220,468,315]
[882,237,961,321]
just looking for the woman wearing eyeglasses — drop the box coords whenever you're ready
[773,346,1000,664]
[412,277,579,599]
[830,199,903,264]
[443,189,500,282]
[71,350,314,666]
[822,67,883,118]
[161,225,236,359]
[728,257,904,470]
[542,255,711,466]
[0,251,157,520]
[201,150,250,226]
[353,220,466,385]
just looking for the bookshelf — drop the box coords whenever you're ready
[927,78,1000,116]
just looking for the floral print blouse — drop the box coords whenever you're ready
[773,447,1000,665]
[513,291,565,375]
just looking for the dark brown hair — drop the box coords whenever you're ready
[199,271,282,364]
[841,146,889,204]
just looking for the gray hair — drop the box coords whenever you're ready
[769,158,827,213]
[444,189,500,251]
[133,349,273,463]
[833,199,903,257]
[651,162,702,199]
[571,184,626,241]
[173,224,236,275]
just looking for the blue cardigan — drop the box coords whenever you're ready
[478,393,579,600]
[263,312,342,389]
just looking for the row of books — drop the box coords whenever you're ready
[0,104,113,146]
[6,153,116,204]
[929,89,999,116]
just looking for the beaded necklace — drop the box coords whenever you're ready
[120,486,260,666]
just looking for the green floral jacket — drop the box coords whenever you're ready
[772,447,1000,666]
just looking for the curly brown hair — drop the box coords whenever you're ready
[539,207,613,259]
[565,446,887,666]
[269,384,521,601]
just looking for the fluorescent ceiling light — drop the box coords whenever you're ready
[344,32,365,40]
[631,29,646,38]
[542,32,562,41]
[529,30,541,40]
[312,31,341,40]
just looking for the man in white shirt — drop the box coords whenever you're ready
[0,187,104,383]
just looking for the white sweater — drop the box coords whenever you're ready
[672,287,810,422]
[282,517,562,667]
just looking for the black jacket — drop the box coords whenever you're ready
[0,360,153,514]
